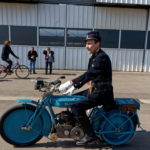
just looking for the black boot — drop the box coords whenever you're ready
[75,116,101,146]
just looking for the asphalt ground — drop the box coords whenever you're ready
[0,70,150,150]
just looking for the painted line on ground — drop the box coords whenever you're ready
[0,96,39,101]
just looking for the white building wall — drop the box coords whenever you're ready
[38,4,66,27]
[0,3,149,72]
[94,7,147,30]
[94,7,147,71]
[0,45,65,70]
[63,5,94,70]
[104,49,143,72]
[143,50,150,72]
[67,5,94,28]
[66,47,90,70]
[143,9,150,72]
[96,0,150,5]
[0,3,37,26]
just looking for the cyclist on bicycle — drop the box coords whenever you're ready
[1,40,19,73]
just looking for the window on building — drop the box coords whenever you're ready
[39,28,64,46]
[147,31,150,49]
[0,25,9,44]
[67,29,91,47]
[96,29,119,48]
[11,26,37,45]
[121,30,145,49]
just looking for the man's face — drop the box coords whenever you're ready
[7,41,11,46]
[85,40,100,54]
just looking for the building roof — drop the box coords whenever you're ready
[1,0,150,7]
[96,0,150,6]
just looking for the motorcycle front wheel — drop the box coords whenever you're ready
[0,104,43,147]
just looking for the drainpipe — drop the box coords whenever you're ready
[142,8,149,72]
[64,4,67,70]
[36,4,40,69]
[92,5,95,31]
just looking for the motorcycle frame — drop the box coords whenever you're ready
[17,94,146,139]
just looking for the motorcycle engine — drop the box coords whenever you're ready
[55,110,84,140]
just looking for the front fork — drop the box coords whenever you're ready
[21,103,42,130]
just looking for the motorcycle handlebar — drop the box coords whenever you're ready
[33,78,63,91]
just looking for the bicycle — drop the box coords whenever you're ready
[0,61,29,79]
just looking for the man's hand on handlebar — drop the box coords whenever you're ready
[59,80,75,95]
[62,85,75,95]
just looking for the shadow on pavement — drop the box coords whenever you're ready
[52,73,76,76]
[23,140,111,149]
[0,79,12,82]
[114,132,150,150]
[18,132,150,150]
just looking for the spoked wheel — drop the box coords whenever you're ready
[0,105,43,147]
[15,65,29,79]
[101,113,134,146]
[0,65,7,79]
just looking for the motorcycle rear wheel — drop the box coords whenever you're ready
[101,113,134,146]
[0,105,43,147]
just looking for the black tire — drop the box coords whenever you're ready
[15,65,29,79]
[0,104,43,147]
[0,64,7,79]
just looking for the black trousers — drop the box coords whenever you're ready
[71,89,115,117]
[45,61,53,74]
[4,59,13,71]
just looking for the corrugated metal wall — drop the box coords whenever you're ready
[38,4,66,27]
[0,3,37,26]
[94,7,147,30]
[66,47,90,70]
[0,2,150,71]
[144,9,150,72]
[67,5,94,28]
[104,49,143,71]
[94,7,147,72]
[96,0,150,5]
[0,45,65,70]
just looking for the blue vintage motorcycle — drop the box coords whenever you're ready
[0,76,146,147]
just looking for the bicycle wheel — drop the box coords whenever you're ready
[0,65,7,79]
[15,65,29,79]
[0,105,43,147]
[101,113,134,146]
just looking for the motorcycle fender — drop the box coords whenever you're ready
[17,99,52,136]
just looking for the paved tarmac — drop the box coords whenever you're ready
[0,70,150,150]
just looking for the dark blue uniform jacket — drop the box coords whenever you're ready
[72,49,112,89]
[72,49,114,106]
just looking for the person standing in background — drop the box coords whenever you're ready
[43,47,54,75]
[27,47,38,74]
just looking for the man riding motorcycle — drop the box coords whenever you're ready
[59,31,116,146]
